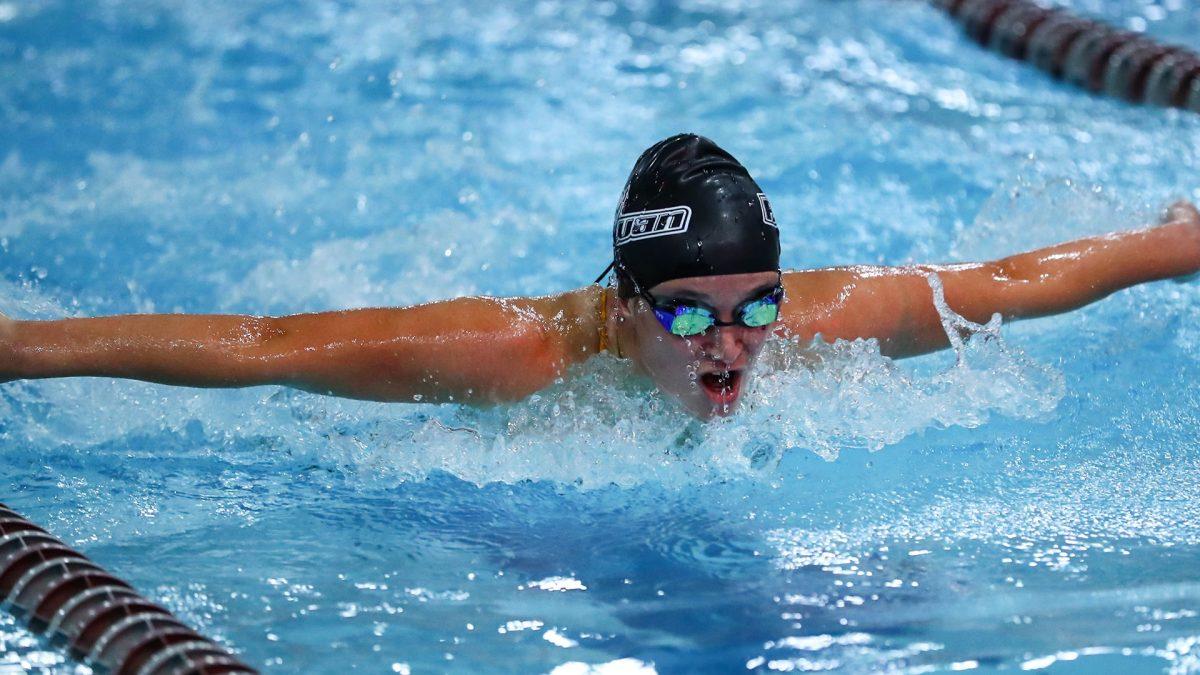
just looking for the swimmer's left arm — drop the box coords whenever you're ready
[783,202,1200,358]
[1,288,602,405]
[251,290,601,404]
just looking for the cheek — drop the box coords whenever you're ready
[655,336,701,370]
[640,325,701,377]
[743,329,771,353]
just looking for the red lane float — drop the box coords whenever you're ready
[935,0,1200,113]
[0,503,257,675]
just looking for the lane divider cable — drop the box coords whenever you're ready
[933,0,1200,113]
[0,502,258,675]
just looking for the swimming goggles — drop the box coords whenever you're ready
[639,277,784,338]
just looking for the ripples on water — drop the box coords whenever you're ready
[2,0,1200,672]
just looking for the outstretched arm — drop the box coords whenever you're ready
[780,202,1200,358]
[0,288,602,403]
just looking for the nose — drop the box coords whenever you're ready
[700,326,744,364]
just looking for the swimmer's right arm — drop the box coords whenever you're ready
[0,288,602,404]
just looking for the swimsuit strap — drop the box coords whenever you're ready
[598,286,609,354]
[597,286,623,359]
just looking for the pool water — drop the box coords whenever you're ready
[3,0,1200,672]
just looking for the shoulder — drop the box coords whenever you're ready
[519,285,603,332]
[515,285,605,365]
[778,266,916,344]
[777,267,857,342]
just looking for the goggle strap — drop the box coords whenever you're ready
[593,260,616,285]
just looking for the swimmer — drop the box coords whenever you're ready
[1,134,1198,420]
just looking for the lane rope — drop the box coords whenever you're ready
[933,0,1200,112]
[0,502,258,675]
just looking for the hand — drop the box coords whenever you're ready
[1165,200,1200,284]
[1165,200,1199,225]
[0,311,18,383]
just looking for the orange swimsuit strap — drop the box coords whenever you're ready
[597,286,609,354]
[597,286,622,358]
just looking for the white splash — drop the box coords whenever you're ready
[953,173,1152,262]
[543,628,579,648]
[550,658,657,675]
[526,577,587,592]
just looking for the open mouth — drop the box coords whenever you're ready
[698,369,743,409]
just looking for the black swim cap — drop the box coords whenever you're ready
[595,133,780,291]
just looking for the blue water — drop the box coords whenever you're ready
[3,0,1200,672]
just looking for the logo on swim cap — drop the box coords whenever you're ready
[757,193,776,228]
[614,206,692,247]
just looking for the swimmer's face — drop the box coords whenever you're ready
[620,271,781,420]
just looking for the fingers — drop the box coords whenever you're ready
[1166,200,1200,284]
[1163,200,1200,225]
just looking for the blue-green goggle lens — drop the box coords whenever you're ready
[665,307,715,336]
[739,297,779,327]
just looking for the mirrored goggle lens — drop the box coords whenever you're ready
[739,296,780,327]
[655,306,715,337]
